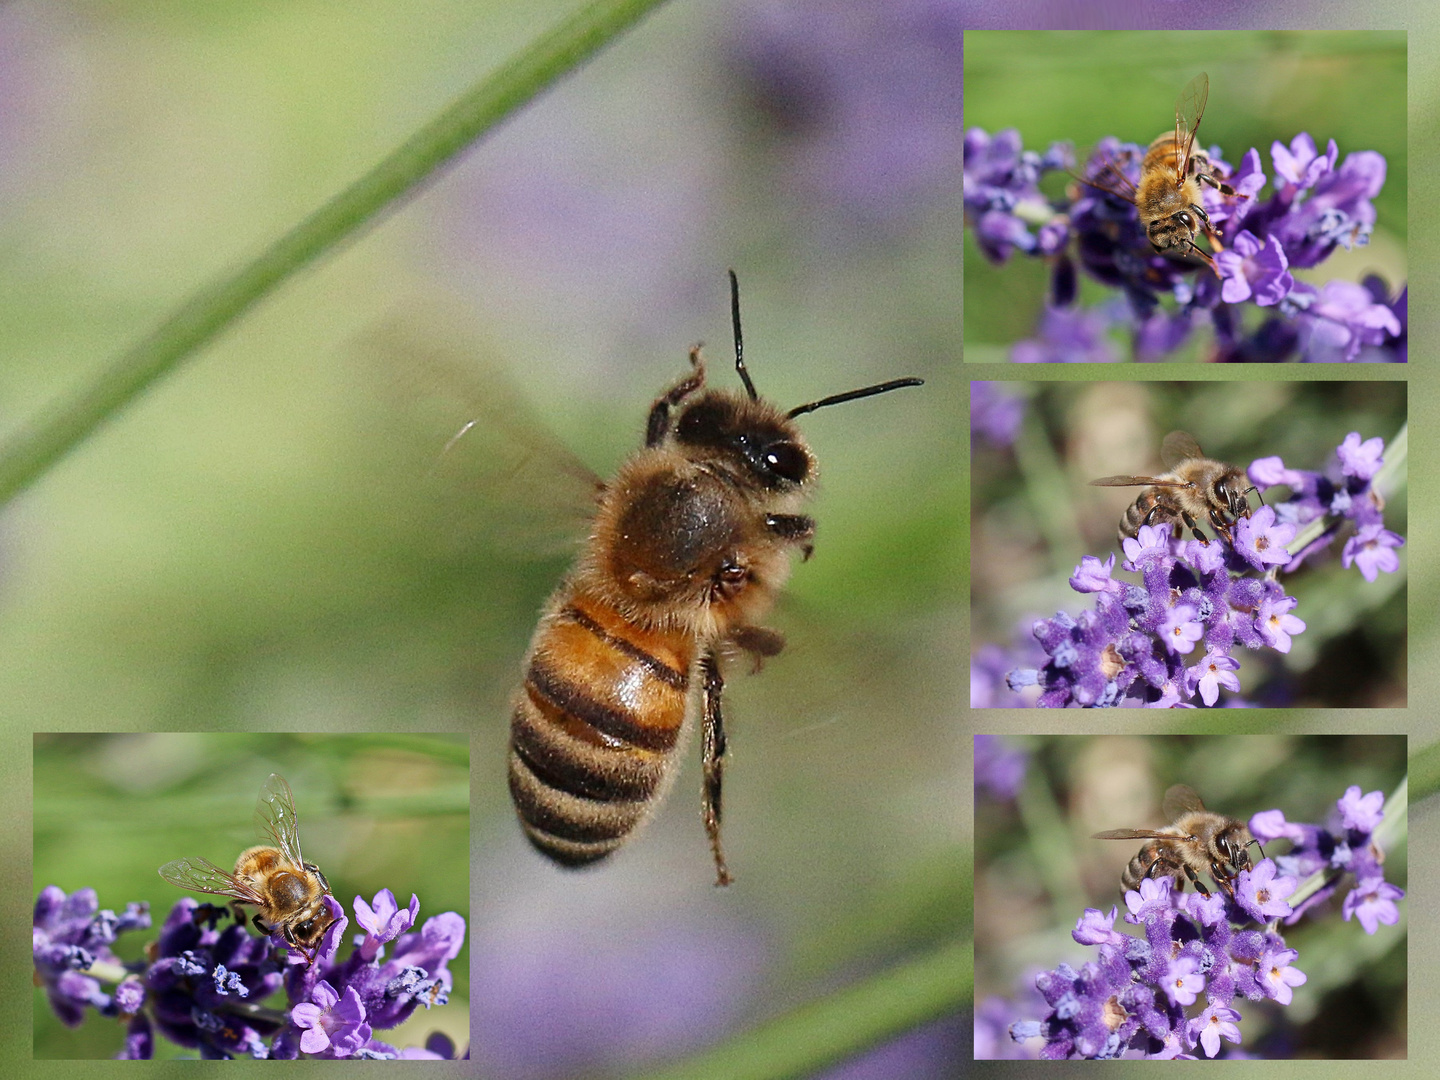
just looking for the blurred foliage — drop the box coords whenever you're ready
[975,734,1407,1059]
[971,379,1406,707]
[963,29,1407,357]
[32,732,469,1059]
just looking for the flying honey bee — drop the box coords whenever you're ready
[506,271,923,886]
[159,773,336,966]
[1077,72,1247,267]
[1090,430,1261,547]
[1093,784,1264,898]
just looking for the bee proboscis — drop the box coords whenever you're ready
[158,773,336,966]
[1092,783,1264,898]
[1077,72,1247,267]
[1089,430,1261,547]
[506,272,923,886]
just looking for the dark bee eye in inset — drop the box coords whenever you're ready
[763,442,808,483]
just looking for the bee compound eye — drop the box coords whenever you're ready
[763,442,808,483]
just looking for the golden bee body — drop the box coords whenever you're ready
[507,272,922,886]
[1094,784,1262,898]
[159,774,336,965]
[1080,73,1246,265]
[1091,430,1258,547]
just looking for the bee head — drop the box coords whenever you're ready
[675,395,812,489]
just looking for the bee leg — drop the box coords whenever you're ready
[700,651,734,887]
[251,913,273,937]
[1180,509,1210,544]
[645,346,708,447]
[1182,862,1212,897]
[765,513,816,560]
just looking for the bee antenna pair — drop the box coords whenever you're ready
[726,269,924,418]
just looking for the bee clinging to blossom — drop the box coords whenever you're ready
[506,271,923,886]
[159,773,336,967]
[1093,783,1264,899]
[1077,72,1248,267]
[1090,430,1262,547]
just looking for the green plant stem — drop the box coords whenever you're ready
[0,0,673,507]
[630,939,971,1080]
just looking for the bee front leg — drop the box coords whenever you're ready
[700,651,733,887]
[251,913,273,937]
[731,625,785,674]
[646,346,708,447]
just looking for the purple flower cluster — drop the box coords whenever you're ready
[1249,431,1405,581]
[1006,518,1303,708]
[1009,867,1302,1059]
[990,782,1403,1060]
[965,125,1403,362]
[32,886,151,1031]
[1250,785,1405,933]
[34,886,466,1060]
[997,432,1402,708]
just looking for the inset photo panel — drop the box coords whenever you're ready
[974,733,1406,1059]
[32,733,469,1060]
[970,380,1405,707]
[963,30,1405,363]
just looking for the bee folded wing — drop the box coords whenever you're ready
[158,857,268,905]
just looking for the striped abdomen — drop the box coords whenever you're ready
[508,591,697,867]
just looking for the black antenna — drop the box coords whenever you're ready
[787,377,924,419]
[728,269,758,401]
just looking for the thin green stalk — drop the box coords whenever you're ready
[629,939,971,1080]
[0,0,673,506]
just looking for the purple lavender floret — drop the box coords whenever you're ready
[971,381,1026,448]
[36,887,465,1061]
[966,123,1402,362]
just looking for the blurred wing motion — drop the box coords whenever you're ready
[1174,73,1210,184]
[1162,783,1207,820]
[159,856,267,905]
[255,773,306,869]
[358,317,606,560]
[1093,828,1172,841]
[1160,430,1205,469]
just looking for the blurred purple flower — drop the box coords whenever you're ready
[971,381,1026,448]
[1011,305,1119,363]
[974,734,1028,800]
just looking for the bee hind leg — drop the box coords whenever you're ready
[700,651,734,887]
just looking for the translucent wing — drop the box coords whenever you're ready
[1174,73,1209,185]
[1090,474,1189,488]
[1160,431,1205,470]
[1074,155,1139,205]
[159,856,268,906]
[256,773,306,869]
[1092,829,1172,840]
[359,318,606,560]
[1162,783,1207,820]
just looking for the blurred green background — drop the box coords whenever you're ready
[974,733,1407,1059]
[0,2,965,1072]
[971,378,1407,707]
[963,30,1407,360]
[32,732,469,1059]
